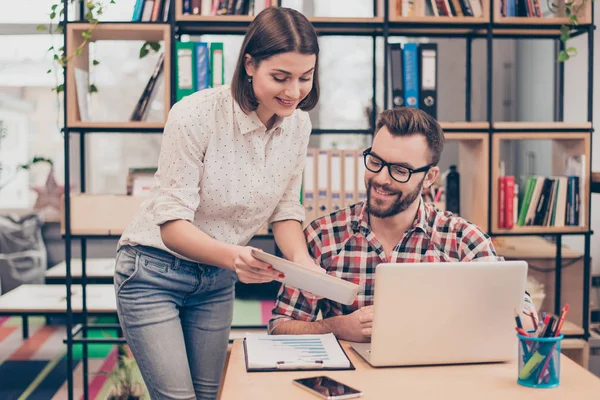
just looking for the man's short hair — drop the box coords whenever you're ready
[375,108,445,165]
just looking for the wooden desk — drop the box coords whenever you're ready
[45,258,115,278]
[220,340,600,399]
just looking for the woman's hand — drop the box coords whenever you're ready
[232,247,285,284]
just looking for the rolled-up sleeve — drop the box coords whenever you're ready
[153,100,208,226]
[268,115,312,224]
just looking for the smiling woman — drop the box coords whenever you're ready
[231,6,319,127]
[114,7,323,400]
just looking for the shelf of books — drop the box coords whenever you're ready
[66,23,171,129]
[491,132,590,235]
[494,0,592,25]
[388,0,489,23]
[176,1,384,35]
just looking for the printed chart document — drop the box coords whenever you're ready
[243,333,354,372]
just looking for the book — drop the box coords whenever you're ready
[243,333,354,372]
[130,53,165,122]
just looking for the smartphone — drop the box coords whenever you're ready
[293,376,363,399]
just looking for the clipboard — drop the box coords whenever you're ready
[251,250,359,306]
[243,336,356,373]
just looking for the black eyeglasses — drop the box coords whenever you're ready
[363,147,433,183]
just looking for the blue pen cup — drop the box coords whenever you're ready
[517,333,564,389]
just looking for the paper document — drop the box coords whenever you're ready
[244,333,352,371]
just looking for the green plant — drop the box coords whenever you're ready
[38,0,161,94]
[102,345,146,400]
[550,0,594,62]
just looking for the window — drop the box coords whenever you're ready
[0,0,379,204]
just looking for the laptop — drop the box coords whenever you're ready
[351,261,528,367]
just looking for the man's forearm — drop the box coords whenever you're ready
[273,316,345,338]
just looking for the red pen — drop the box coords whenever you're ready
[516,327,529,337]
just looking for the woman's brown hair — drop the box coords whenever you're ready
[231,7,320,114]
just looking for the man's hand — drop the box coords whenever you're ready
[232,247,284,284]
[335,306,373,343]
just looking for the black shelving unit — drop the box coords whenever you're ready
[59,1,595,399]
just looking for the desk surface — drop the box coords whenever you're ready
[45,258,115,278]
[0,284,116,313]
[220,340,600,400]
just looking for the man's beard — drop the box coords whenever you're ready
[365,176,425,219]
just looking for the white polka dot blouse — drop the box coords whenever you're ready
[118,85,311,260]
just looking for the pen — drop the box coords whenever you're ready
[276,360,324,370]
[515,311,530,358]
[536,305,570,384]
[514,309,523,329]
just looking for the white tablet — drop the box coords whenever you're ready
[251,250,359,306]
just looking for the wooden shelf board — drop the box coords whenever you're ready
[68,23,169,41]
[491,28,562,37]
[308,17,384,23]
[562,338,588,350]
[68,121,165,130]
[492,226,589,234]
[444,132,488,141]
[495,17,592,25]
[493,236,582,259]
[493,122,592,130]
[177,15,255,22]
[440,122,490,130]
[493,131,590,140]
[557,318,585,336]
[389,16,487,24]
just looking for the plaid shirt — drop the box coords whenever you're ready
[269,198,536,333]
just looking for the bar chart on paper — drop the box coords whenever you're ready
[244,333,352,370]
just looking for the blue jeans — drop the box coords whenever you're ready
[114,245,237,400]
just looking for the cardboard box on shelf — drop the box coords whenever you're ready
[61,194,144,236]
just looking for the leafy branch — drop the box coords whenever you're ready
[38,0,161,95]
[548,0,594,62]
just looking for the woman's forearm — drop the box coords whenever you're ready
[271,219,312,263]
[160,220,239,270]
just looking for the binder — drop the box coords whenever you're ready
[302,149,317,226]
[419,43,438,118]
[175,41,196,102]
[389,43,404,108]
[316,150,330,218]
[243,333,355,372]
[329,150,343,213]
[402,43,419,108]
[132,0,144,20]
[210,43,224,88]
[342,150,358,208]
[195,42,210,92]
